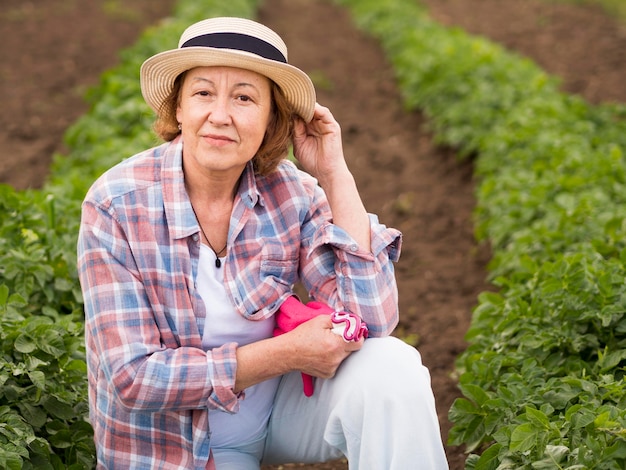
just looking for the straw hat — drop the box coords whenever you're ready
[140,17,316,122]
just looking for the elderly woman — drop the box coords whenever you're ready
[77,17,448,469]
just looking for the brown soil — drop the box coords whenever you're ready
[1,0,623,469]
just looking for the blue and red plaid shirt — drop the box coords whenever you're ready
[77,137,402,469]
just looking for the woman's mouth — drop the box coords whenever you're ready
[203,134,235,146]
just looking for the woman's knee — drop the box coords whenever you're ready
[339,336,433,398]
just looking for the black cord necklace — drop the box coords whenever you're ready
[190,204,227,268]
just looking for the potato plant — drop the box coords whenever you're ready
[0,0,258,468]
[335,0,626,467]
[2,0,625,467]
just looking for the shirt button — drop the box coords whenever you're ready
[193,234,199,242]
[350,245,358,252]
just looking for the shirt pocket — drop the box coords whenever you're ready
[235,238,300,319]
[260,239,299,288]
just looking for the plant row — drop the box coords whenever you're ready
[2,0,625,467]
[334,0,626,468]
[0,0,259,468]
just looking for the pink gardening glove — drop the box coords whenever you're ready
[273,296,368,397]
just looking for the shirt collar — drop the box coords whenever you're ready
[162,138,263,240]
[238,161,264,209]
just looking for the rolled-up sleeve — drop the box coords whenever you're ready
[78,200,240,414]
[302,196,403,337]
[206,342,241,412]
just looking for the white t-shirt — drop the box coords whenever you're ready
[197,245,280,448]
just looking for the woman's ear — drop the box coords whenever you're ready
[175,106,182,125]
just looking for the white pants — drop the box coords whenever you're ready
[213,337,449,469]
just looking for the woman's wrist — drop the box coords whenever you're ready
[234,334,297,392]
[320,170,371,251]
[314,161,352,191]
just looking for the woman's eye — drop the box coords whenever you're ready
[196,90,210,97]
[237,95,252,102]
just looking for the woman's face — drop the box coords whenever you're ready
[176,66,272,177]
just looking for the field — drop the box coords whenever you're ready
[1,0,624,468]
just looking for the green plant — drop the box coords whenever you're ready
[335,0,626,467]
[4,0,625,466]
[0,185,91,469]
[0,0,260,467]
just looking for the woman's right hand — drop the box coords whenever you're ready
[234,315,363,393]
[284,315,364,379]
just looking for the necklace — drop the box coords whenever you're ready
[190,204,227,268]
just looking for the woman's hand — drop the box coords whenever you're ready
[292,103,350,185]
[292,102,372,252]
[234,314,363,392]
[285,315,364,379]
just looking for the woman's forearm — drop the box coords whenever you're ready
[234,315,359,393]
[317,169,371,252]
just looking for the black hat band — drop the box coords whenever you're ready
[181,32,287,63]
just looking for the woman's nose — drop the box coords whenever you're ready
[207,97,232,125]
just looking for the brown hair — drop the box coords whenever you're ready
[152,71,294,176]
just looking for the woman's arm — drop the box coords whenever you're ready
[233,314,362,392]
[292,104,402,335]
[292,103,371,251]
[78,201,239,413]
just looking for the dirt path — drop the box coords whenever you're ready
[258,0,490,468]
[1,0,624,469]
[421,0,626,105]
[0,0,176,190]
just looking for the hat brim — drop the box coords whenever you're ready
[140,47,316,122]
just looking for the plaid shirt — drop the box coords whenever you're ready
[77,137,402,469]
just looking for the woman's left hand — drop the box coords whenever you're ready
[292,103,349,185]
[292,102,372,251]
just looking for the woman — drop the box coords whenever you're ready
[77,17,448,469]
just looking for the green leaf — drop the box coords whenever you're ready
[27,370,46,390]
[598,348,626,372]
[474,443,501,470]
[569,407,597,430]
[48,429,73,449]
[19,404,47,430]
[525,406,550,428]
[603,441,626,460]
[510,423,538,453]
[544,444,569,462]
[42,397,76,421]
[460,383,492,406]
[14,334,36,354]
[0,448,24,470]
[0,285,9,305]
[35,329,66,358]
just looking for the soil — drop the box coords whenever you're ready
[1,0,623,469]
